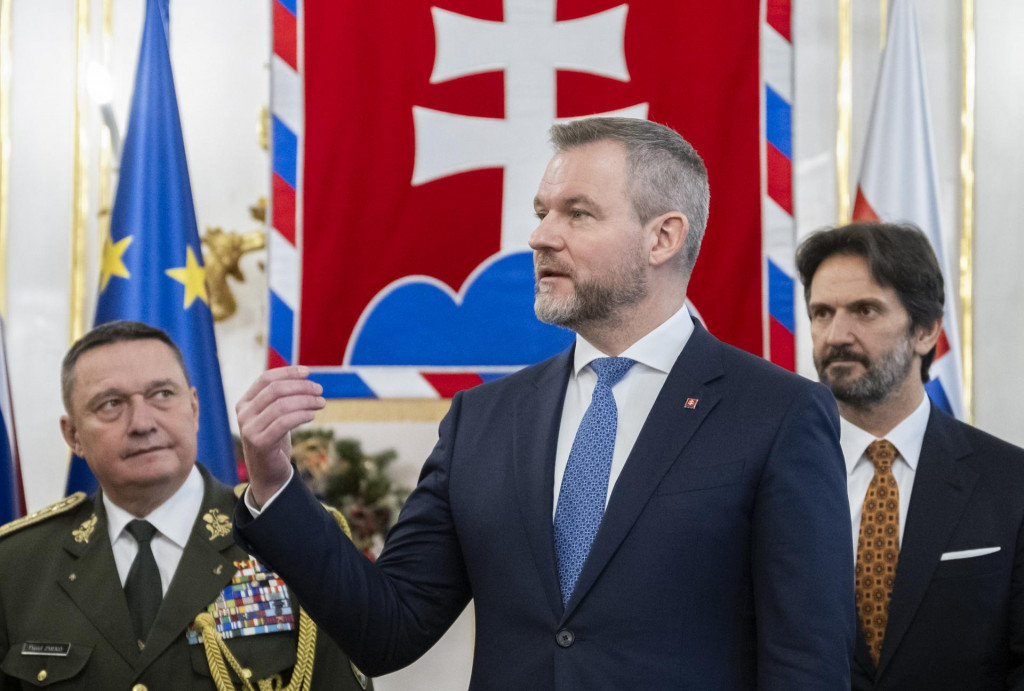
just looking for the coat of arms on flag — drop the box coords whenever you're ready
[269,0,796,398]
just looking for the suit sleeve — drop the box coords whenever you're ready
[1008,492,1024,689]
[752,382,856,690]
[234,392,472,677]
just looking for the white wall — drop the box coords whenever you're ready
[3,1,1024,689]
[974,1,1024,445]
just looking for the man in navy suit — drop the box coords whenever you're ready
[797,221,1024,690]
[234,117,855,689]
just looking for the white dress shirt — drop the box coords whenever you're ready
[552,304,694,513]
[842,394,931,558]
[249,305,696,519]
[106,464,204,595]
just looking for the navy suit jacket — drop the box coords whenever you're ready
[236,323,855,689]
[852,406,1024,690]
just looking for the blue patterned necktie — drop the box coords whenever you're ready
[554,356,636,605]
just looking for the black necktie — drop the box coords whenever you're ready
[124,519,162,645]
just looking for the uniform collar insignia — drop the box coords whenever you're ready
[203,508,232,540]
[72,514,97,544]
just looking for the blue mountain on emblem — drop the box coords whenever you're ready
[349,252,574,366]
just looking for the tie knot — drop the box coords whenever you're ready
[126,519,158,544]
[865,439,898,474]
[590,357,636,389]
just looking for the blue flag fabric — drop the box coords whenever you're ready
[65,0,237,495]
[0,317,25,522]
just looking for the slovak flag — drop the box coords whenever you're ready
[0,316,25,523]
[852,0,964,419]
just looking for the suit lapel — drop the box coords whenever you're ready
[58,498,140,666]
[875,408,976,677]
[853,628,876,679]
[138,471,240,670]
[513,349,574,620]
[562,324,724,620]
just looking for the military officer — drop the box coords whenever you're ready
[0,320,369,690]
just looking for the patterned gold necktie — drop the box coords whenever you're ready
[855,439,900,665]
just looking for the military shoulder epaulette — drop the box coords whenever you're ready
[0,492,87,539]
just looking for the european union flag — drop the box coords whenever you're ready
[65,0,237,494]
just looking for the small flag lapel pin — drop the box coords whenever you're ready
[684,397,698,410]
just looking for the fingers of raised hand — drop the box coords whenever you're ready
[238,366,314,406]
[237,367,326,449]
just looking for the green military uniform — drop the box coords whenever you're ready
[0,467,369,690]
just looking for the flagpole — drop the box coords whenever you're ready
[837,0,853,223]
[70,0,91,344]
[880,0,888,50]
[97,0,115,280]
[0,0,11,318]
[959,0,975,423]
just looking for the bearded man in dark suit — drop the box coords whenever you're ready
[798,222,1024,690]
[235,117,855,690]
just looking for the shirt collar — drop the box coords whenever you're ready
[840,394,932,475]
[104,464,204,549]
[573,303,694,376]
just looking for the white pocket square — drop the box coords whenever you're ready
[940,546,1001,561]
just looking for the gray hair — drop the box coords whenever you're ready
[62,320,190,412]
[549,117,710,276]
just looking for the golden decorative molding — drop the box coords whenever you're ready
[70,0,90,344]
[316,399,451,424]
[97,0,114,304]
[0,0,11,318]
[959,0,975,423]
[880,0,888,50]
[259,105,269,152]
[836,0,853,224]
[201,227,266,322]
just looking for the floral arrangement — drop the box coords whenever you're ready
[290,429,410,559]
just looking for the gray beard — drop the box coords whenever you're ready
[534,274,647,330]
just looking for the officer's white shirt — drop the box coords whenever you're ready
[105,464,204,595]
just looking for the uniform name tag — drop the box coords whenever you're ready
[21,642,71,657]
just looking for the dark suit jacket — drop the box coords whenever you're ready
[0,467,367,690]
[852,406,1024,690]
[236,323,855,689]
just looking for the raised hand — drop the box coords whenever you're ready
[236,366,325,507]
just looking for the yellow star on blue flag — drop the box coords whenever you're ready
[99,230,133,292]
[165,246,209,308]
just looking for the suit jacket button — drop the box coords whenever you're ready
[132,685,148,691]
[556,629,575,648]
